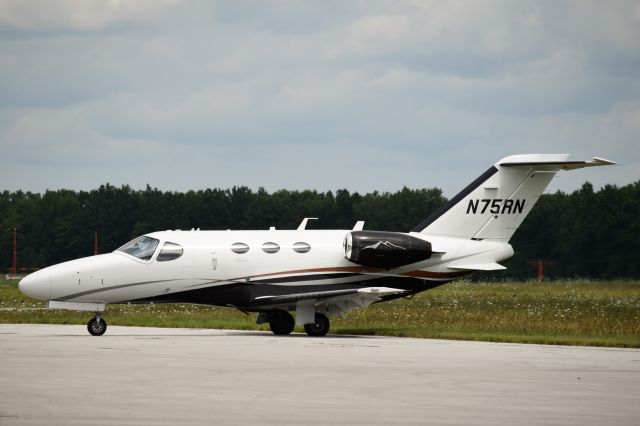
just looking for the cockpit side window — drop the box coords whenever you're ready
[116,236,160,261]
[157,242,184,262]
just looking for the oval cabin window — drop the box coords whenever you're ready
[262,242,280,254]
[293,242,311,253]
[231,242,249,254]
[157,242,184,262]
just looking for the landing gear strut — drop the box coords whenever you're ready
[87,314,107,336]
[304,313,330,337]
[268,310,295,335]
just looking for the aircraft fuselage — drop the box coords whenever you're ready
[22,229,511,309]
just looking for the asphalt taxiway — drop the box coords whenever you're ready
[0,324,639,425]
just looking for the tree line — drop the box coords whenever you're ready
[1,181,638,280]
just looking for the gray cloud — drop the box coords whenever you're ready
[0,0,179,32]
[0,0,638,197]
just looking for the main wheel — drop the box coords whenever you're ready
[269,310,294,335]
[304,313,330,337]
[87,317,107,336]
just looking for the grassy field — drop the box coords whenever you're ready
[1,277,639,347]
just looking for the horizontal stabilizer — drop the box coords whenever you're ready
[499,156,616,170]
[446,263,507,271]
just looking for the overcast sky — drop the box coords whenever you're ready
[1,0,638,197]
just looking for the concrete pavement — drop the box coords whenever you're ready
[1,324,639,425]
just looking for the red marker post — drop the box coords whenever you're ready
[528,259,555,283]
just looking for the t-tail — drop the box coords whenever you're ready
[413,154,615,242]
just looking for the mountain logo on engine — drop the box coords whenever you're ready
[362,241,408,251]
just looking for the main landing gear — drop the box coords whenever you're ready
[261,310,331,337]
[268,309,295,335]
[87,314,107,336]
[303,313,330,337]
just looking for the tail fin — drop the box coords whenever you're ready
[413,154,615,242]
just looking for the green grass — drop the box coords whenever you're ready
[2,277,639,347]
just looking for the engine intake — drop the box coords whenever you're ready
[344,231,432,268]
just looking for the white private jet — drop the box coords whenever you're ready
[19,154,614,336]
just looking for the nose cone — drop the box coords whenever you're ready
[19,269,51,301]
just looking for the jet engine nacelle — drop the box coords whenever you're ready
[344,231,432,268]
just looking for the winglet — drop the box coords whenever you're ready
[297,217,318,230]
[352,221,365,231]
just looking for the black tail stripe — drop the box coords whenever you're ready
[411,165,498,232]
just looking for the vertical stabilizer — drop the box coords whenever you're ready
[412,154,615,242]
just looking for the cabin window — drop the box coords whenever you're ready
[157,242,184,262]
[117,236,160,261]
[231,242,249,254]
[293,242,311,253]
[262,242,280,254]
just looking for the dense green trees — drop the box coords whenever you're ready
[507,182,640,279]
[1,181,638,279]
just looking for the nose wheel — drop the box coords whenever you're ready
[87,316,107,336]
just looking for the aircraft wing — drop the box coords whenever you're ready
[446,263,507,271]
[252,286,406,307]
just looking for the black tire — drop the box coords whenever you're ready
[269,310,294,335]
[87,317,107,336]
[304,313,330,337]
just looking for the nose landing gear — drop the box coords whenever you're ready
[87,314,107,336]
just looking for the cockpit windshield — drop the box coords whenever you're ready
[116,236,160,261]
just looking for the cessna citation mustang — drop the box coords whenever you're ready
[19,154,614,337]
